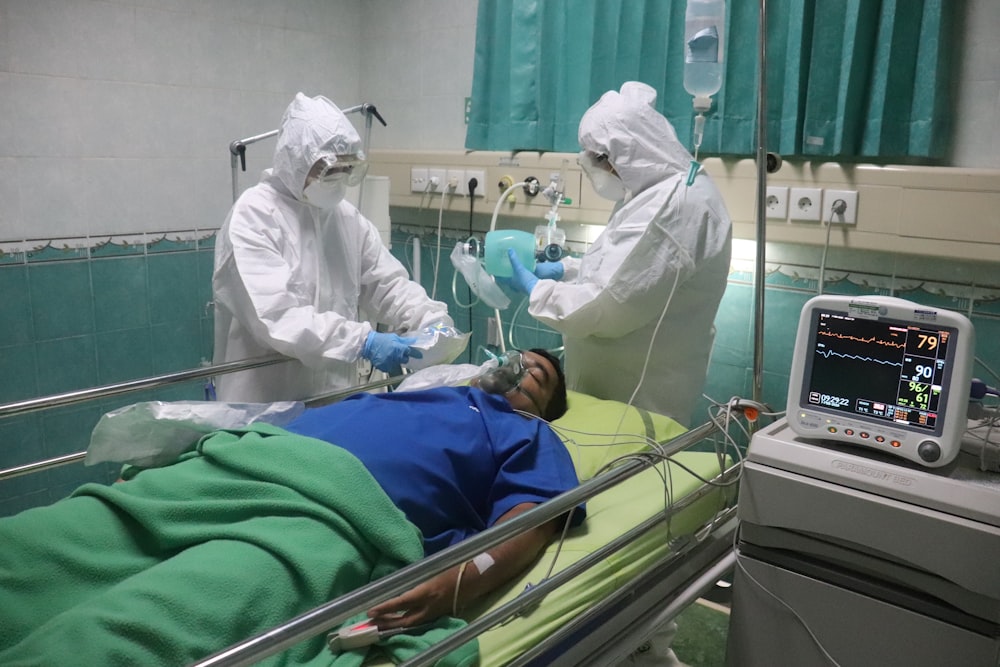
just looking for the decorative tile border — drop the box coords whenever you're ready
[90,234,149,258]
[26,238,90,263]
[0,230,220,264]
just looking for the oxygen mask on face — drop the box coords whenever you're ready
[475,350,526,395]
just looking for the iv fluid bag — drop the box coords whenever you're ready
[684,0,725,100]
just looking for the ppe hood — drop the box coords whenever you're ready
[577,81,693,196]
[272,92,363,201]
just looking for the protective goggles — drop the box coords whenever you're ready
[314,153,368,187]
[576,150,613,173]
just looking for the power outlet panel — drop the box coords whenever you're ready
[446,169,465,194]
[410,167,429,192]
[765,186,789,220]
[427,168,447,193]
[823,189,859,224]
[465,169,486,199]
[790,187,823,222]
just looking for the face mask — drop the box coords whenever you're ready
[587,169,627,202]
[303,177,348,209]
[474,351,526,395]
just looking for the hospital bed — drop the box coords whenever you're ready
[0,377,744,667]
[192,388,744,667]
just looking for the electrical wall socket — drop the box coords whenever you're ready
[790,187,823,222]
[465,169,486,199]
[426,168,447,192]
[823,189,859,224]
[765,186,789,219]
[446,169,465,194]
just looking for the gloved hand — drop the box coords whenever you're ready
[534,261,564,281]
[503,248,539,295]
[362,332,422,374]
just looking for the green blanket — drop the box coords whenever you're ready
[0,424,477,666]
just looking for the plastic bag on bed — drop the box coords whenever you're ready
[395,363,484,392]
[86,400,305,468]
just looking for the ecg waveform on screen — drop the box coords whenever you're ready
[817,331,905,349]
[815,329,906,367]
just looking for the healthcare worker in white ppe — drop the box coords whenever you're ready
[503,81,732,427]
[213,93,460,403]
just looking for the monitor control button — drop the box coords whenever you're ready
[918,441,941,462]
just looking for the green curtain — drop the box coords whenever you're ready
[465,0,954,161]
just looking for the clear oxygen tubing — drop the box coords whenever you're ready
[430,187,447,299]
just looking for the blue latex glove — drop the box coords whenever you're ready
[362,332,422,374]
[534,261,564,281]
[504,248,539,295]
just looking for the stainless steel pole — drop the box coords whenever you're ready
[752,0,768,406]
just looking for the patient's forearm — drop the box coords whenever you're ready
[368,502,560,628]
[451,502,557,614]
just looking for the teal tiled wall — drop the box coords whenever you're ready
[2,218,998,518]
[0,237,216,516]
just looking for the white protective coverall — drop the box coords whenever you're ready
[213,93,454,403]
[528,82,732,426]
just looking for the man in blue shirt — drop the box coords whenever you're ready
[287,348,584,629]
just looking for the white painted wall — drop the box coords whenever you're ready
[0,0,997,245]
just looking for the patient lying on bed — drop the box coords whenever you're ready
[0,349,584,666]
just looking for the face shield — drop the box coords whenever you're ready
[577,150,627,202]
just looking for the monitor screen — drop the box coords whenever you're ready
[786,296,975,467]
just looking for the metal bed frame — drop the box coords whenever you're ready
[0,354,743,667]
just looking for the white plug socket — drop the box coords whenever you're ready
[446,169,465,194]
[765,186,789,220]
[823,189,858,224]
[427,168,447,192]
[789,187,823,222]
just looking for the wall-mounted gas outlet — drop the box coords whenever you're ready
[765,186,789,220]
[790,187,823,222]
[823,189,859,224]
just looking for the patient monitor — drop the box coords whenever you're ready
[786,295,975,467]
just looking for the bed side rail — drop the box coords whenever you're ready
[0,357,402,481]
[192,419,735,667]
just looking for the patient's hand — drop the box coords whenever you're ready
[367,569,456,629]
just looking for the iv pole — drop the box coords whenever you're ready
[227,103,387,204]
[751,0,768,408]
